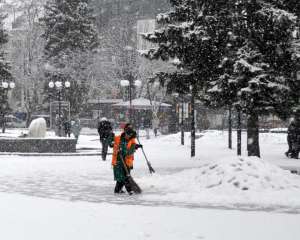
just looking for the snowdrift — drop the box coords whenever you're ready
[191,157,300,191]
[147,156,300,192]
[141,157,300,210]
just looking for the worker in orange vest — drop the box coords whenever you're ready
[112,123,142,194]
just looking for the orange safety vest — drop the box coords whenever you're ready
[112,135,136,167]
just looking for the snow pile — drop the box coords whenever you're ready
[192,157,300,191]
[147,156,300,193]
[141,156,300,210]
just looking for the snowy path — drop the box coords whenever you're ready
[0,155,198,208]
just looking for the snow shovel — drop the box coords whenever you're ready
[118,152,142,194]
[137,137,155,174]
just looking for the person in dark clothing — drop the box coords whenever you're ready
[97,117,114,161]
[111,123,142,194]
[286,121,296,157]
[71,118,81,143]
[286,117,300,159]
[63,120,71,137]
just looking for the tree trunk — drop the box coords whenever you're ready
[181,100,184,145]
[237,109,241,156]
[1,117,5,133]
[247,113,260,157]
[25,108,32,128]
[190,84,196,157]
[228,107,232,149]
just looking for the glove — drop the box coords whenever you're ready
[135,144,143,150]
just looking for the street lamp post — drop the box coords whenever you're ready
[48,80,70,137]
[120,79,142,124]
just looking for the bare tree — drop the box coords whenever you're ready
[7,0,46,125]
[94,16,139,100]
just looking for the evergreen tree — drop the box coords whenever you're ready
[41,0,98,116]
[207,0,299,157]
[142,1,244,157]
[142,0,229,95]
[143,0,299,157]
[278,0,300,17]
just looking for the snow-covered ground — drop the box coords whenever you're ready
[0,129,299,239]
[0,192,299,240]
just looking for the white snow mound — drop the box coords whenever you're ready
[147,156,300,193]
[193,157,300,191]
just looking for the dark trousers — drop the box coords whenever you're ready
[65,131,71,137]
[114,168,132,193]
[114,179,132,193]
[101,139,108,160]
[291,143,299,159]
[286,136,300,159]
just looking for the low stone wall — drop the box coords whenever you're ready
[0,138,76,153]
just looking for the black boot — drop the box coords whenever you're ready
[114,181,125,194]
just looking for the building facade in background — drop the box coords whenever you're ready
[92,0,169,29]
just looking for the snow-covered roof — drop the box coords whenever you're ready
[113,97,172,109]
[88,99,122,104]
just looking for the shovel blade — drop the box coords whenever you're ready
[128,176,142,194]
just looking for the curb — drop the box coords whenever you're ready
[0,152,113,157]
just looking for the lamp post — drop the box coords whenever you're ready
[0,81,15,133]
[48,80,70,136]
[2,82,16,89]
[120,79,142,124]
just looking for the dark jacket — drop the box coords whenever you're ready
[97,120,112,140]
[288,120,300,149]
[63,121,71,133]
